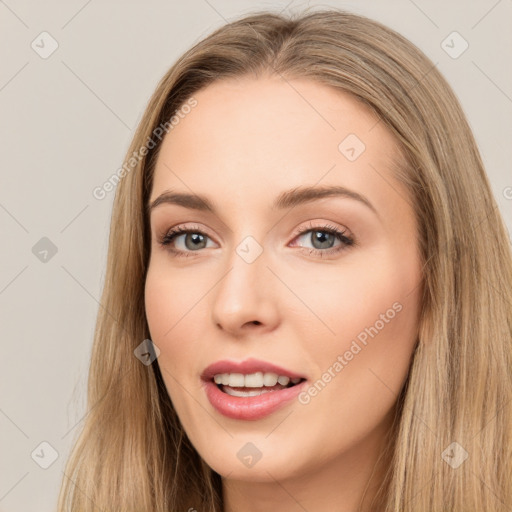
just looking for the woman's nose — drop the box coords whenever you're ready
[210,239,281,337]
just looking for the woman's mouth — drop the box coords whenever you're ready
[214,371,304,397]
[203,371,307,420]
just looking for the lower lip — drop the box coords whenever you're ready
[202,379,307,421]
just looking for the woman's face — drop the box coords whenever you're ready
[145,76,423,483]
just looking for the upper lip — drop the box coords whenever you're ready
[201,357,306,381]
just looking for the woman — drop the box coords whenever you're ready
[58,8,512,512]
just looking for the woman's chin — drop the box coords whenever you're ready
[198,441,306,482]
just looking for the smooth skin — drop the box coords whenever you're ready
[145,75,423,512]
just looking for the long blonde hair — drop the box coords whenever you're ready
[57,8,512,511]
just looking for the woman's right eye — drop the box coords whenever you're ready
[159,226,216,258]
[158,223,356,260]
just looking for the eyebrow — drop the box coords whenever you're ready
[148,185,378,216]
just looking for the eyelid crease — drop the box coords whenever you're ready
[156,221,356,259]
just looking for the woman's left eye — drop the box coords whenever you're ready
[290,223,355,257]
[158,223,355,258]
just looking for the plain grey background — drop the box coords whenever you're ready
[1,1,511,510]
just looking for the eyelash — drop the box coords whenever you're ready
[157,222,356,259]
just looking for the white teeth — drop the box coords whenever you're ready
[213,371,302,388]
[263,372,278,386]
[244,372,263,387]
[277,375,290,386]
[224,387,273,397]
[228,373,245,387]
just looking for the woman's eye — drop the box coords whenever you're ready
[291,225,355,256]
[159,227,215,257]
[158,223,355,258]
[295,230,342,250]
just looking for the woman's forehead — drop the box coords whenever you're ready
[150,76,408,223]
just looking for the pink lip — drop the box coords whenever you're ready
[201,357,306,381]
[202,379,307,421]
[201,358,308,421]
